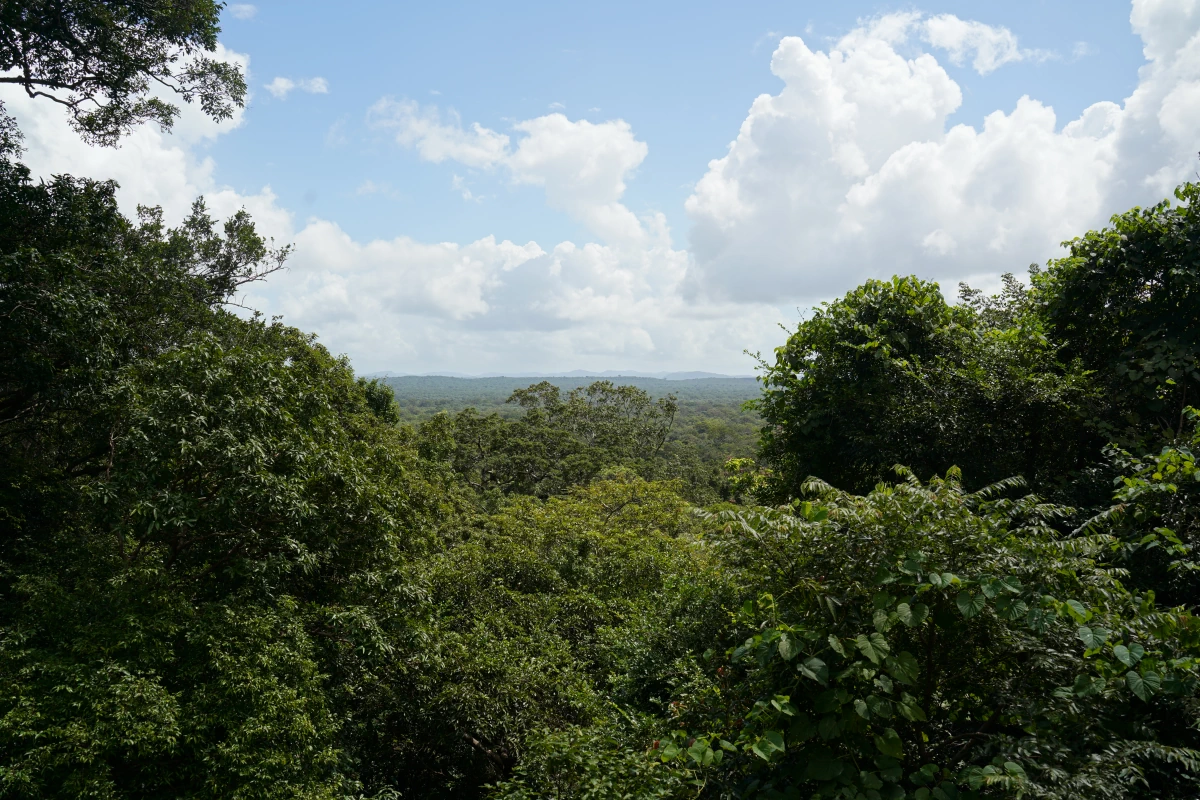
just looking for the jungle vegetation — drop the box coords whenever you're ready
[1,3,1200,799]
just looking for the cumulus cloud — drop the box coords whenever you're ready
[229,4,257,20]
[265,77,329,99]
[921,15,1048,74]
[9,2,1200,375]
[684,2,1200,304]
[0,50,780,373]
[369,99,510,168]
[374,102,652,246]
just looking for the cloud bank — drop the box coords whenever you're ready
[5,2,1200,374]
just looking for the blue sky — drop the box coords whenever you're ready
[7,0,1199,374]
[212,0,1145,249]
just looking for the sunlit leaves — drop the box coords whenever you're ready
[1077,626,1110,651]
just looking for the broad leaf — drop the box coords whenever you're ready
[956,591,986,618]
[1076,626,1109,650]
[803,748,845,781]
[1065,599,1092,623]
[799,656,829,685]
[856,632,891,665]
[778,633,802,662]
[1126,670,1162,702]
[874,727,903,759]
[885,651,919,685]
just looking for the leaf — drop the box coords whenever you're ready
[803,748,845,781]
[1126,670,1160,702]
[874,727,903,759]
[896,603,914,626]
[1113,644,1131,666]
[751,731,786,761]
[1077,626,1109,650]
[1065,599,1092,623]
[828,635,846,656]
[687,739,711,765]
[778,633,801,662]
[995,596,1028,620]
[1072,674,1103,697]
[999,576,1022,594]
[1122,642,1145,665]
[885,651,919,685]
[855,698,869,719]
[956,591,986,618]
[788,714,817,742]
[799,656,829,685]
[818,714,841,740]
[866,695,893,719]
[856,632,891,665]
[897,696,927,722]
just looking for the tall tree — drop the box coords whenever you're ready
[1036,181,1200,448]
[0,0,245,145]
[756,275,1097,500]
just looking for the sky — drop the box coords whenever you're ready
[5,0,1200,375]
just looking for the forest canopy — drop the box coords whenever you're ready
[2,3,1200,799]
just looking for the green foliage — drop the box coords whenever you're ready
[0,0,246,145]
[757,275,1098,500]
[1037,184,1200,446]
[418,380,678,498]
[490,727,693,800]
[664,471,1200,799]
[1100,407,1200,608]
[6,9,1200,797]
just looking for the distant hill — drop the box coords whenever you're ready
[379,374,762,422]
[366,370,755,380]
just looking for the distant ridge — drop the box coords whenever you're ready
[364,370,755,380]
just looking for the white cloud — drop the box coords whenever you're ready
[684,4,1200,304]
[0,51,779,374]
[921,14,1048,74]
[10,2,1200,375]
[376,102,651,245]
[229,4,257,20]
[369,99,510,168]
[265,77,329,99]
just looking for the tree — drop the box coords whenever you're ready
[421,380,678,499]
[1036,181,1200,448]
[0,0,245,145]
[756,275,1098,501]
[659,471,1200,799]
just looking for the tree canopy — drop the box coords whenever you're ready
[0,0,245,144]
[3,3,1200,797]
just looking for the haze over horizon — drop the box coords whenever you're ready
[4,0,1198,375]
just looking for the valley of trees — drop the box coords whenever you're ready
[2,3,1200,799]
